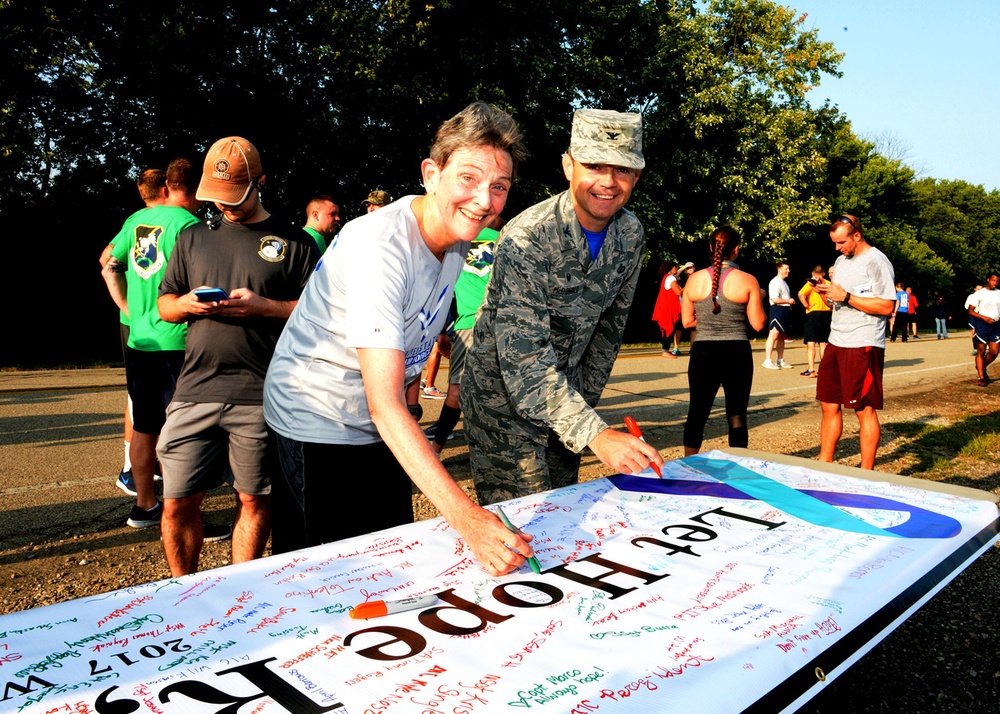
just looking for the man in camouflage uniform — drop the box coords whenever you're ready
[461,108,663,505]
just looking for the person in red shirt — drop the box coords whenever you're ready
[652,261,683,357]
[907,286,920,338]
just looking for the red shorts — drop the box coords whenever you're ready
[816,344,884,410]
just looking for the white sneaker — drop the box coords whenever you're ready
[777,359,793,369]
[762,359,779,370]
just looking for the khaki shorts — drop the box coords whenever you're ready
[448,328,474,385]
[157,401,274,499]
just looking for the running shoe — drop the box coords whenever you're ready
[669,348,682,356]
[126,501,162,528]
[421,386,447,400]
[800,370,814,377]
[423,424,456,441]
[761,359,779,370]
[116,470,137,496]
[203,520,232,542]
[777,359,793,369]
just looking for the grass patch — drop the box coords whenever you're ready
[960,431,1000,460]
[891,410,1000,478]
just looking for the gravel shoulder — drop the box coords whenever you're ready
[1,364,998,712]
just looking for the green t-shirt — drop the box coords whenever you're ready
[303,226,328,255]
[453,228,498,331]
[110,208,148,326]
[111,205,199,351]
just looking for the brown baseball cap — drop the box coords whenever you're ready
[196,137,263,206]
[362,189,392,206]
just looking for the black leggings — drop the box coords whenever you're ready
[683,340,753,451]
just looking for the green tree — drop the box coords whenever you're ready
[834,153,919,229]
[0,2,107,206]
[872,222,953,297]
[914,178,1000,294]
[635,0,843,259]
[0,0,890,365]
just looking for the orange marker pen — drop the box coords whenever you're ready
[349,593,440,619]
[624,416,662,478]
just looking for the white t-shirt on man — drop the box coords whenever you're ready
[968,287,1000,321]
[768,275,791,306]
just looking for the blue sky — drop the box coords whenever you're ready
[793,0,1000,192]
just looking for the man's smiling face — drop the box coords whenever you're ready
[561,155,641,233]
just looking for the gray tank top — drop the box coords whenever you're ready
[693,268,749,342]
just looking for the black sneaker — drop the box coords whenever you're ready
[202,520,232,543]
[126,501,162,528]
[423,424,455,441]
[116,470,137,496]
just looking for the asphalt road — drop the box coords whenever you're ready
[0,335,982,550]
[0,335,997,712]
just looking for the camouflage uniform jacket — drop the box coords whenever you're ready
[461,191,645,453]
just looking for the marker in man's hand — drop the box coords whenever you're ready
[624,416,662,478]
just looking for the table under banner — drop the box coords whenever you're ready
[1,449,997,714]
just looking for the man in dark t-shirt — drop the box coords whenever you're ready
[156,136,318,576]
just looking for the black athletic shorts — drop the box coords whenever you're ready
[124,348,184,433]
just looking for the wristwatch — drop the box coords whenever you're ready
[843,292,852,306]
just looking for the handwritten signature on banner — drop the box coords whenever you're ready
[1,451,995,714]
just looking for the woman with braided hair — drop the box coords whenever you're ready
[679,226,766,454]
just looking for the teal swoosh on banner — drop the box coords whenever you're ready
[685,455,892,537]
[612,455,964,539]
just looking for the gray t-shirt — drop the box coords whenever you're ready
[263,196,466,444]
[829,246,895,349]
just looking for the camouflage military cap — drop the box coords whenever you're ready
[363,189,392,206]
[569,108,645,170]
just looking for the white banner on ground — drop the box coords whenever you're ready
[1,450,997,714]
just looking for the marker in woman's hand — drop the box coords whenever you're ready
[624,416,662,477]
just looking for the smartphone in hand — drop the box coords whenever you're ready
[194,287,230,302]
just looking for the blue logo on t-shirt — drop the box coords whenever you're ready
[417,285,450,338]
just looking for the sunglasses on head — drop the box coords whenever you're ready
[833,215,860,232]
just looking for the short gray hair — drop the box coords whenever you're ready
[429,102,529,179]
